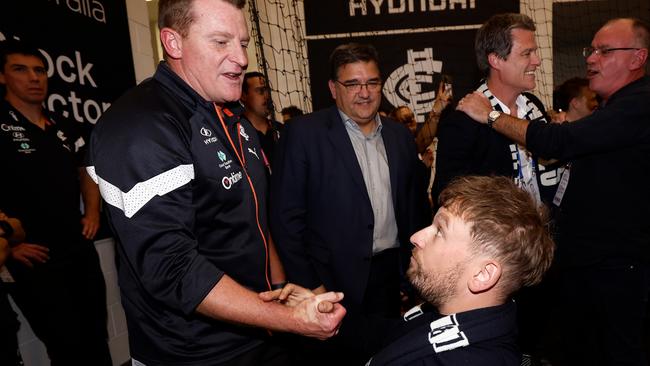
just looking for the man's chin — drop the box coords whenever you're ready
[406,265,424,291]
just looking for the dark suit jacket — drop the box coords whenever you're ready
[432,108,516,203]
[270,106,429,314]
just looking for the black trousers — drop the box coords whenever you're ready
[362,248,402,317]
[554,261,649,366]
[9,245,112,366]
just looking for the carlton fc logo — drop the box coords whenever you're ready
[383,47,442,123]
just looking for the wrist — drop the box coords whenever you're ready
[487,110,502,128]
[431,100,444,115]
[271,281,287,290]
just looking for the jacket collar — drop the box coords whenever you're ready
[153,62,244,126]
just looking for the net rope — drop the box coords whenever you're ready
[250,0,649,117]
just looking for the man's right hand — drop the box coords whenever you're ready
[259,283,345,339]
[11,243,49,268]
[292,291,346,340]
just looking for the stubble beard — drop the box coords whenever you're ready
[407,258,463,309]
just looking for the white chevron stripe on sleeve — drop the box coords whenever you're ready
[86,164,195,218]
[87,166,99,183]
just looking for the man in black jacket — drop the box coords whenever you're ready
[367,176,554,366]
[458,17,650,365]
[0,39,110,365]
[88,0,345,365]
[433,14,562,207]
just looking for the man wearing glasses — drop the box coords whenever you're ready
[271,43,429,364]
[458,18,650,365]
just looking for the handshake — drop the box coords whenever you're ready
[259,283,346,340]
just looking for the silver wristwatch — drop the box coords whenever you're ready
[487,110,501,128]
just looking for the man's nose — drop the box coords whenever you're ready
[531,52,541,66]
[410,230,425,249]
[28,69,41,80]
[357,84,371,98]
[230,44,248,69]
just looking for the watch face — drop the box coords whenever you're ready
[489,111,501,121]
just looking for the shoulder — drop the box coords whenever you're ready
[437,109,483,138]
[284,107,338,135]
[381,116,411,136]
[610,76,650,107]
[95,79,191,142]
[91,80,195,166]
[48,112,82,135]
[440,108,477,125]
[294,107,336,123]
[272,119,284,130]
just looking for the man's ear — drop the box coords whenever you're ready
[569,96,580,111]
[629,48,648,71]
[487,52,502,70]
[160,28,183,60]
[240,86,249,103]
[468,260,501,294]
[328,80,337,101]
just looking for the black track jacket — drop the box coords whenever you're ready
[88,63,272,365]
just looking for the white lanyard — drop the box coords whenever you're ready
[553,164,570,206]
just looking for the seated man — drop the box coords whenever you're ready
[367,175,555,366]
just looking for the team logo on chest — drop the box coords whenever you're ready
[217,151,227,162]
[2,124,33,152]
[239,125,249,141]
[18,142,35,154]
[10,130,29,143]
[248,147,259,160]
[1,123,25,132]
[217,150,233,170]
[222,171,243,190]
[201,126,218,145]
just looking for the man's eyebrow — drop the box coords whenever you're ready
[434,211,449,229]
[207,31,233,38]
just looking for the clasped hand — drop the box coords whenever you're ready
[259,283,346,340]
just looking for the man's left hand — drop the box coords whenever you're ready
[81,213,100,240]
[259,283,316,307]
